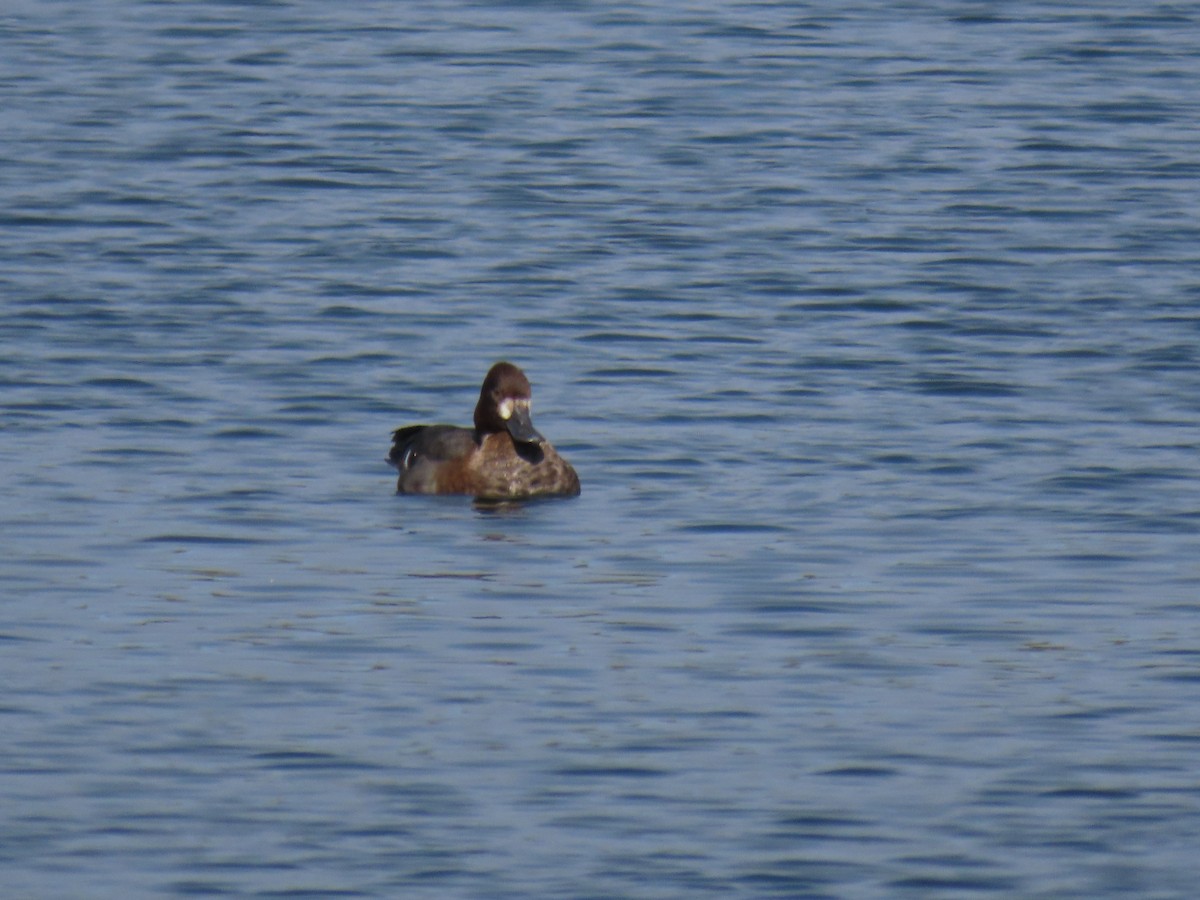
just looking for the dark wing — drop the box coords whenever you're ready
[388,424,474,470]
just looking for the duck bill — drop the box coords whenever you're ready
[506,407,544,444]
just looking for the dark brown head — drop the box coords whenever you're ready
[473,361,544,444]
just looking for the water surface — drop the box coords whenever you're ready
[3,2,1200,897]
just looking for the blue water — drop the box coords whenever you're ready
[3,2,1200,896]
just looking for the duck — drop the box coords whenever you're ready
[388,361,580,500]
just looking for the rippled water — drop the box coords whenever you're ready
[4,2,1200,897]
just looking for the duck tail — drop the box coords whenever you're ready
[387,425,427,468]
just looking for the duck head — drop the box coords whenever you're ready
[474,361,545,445]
